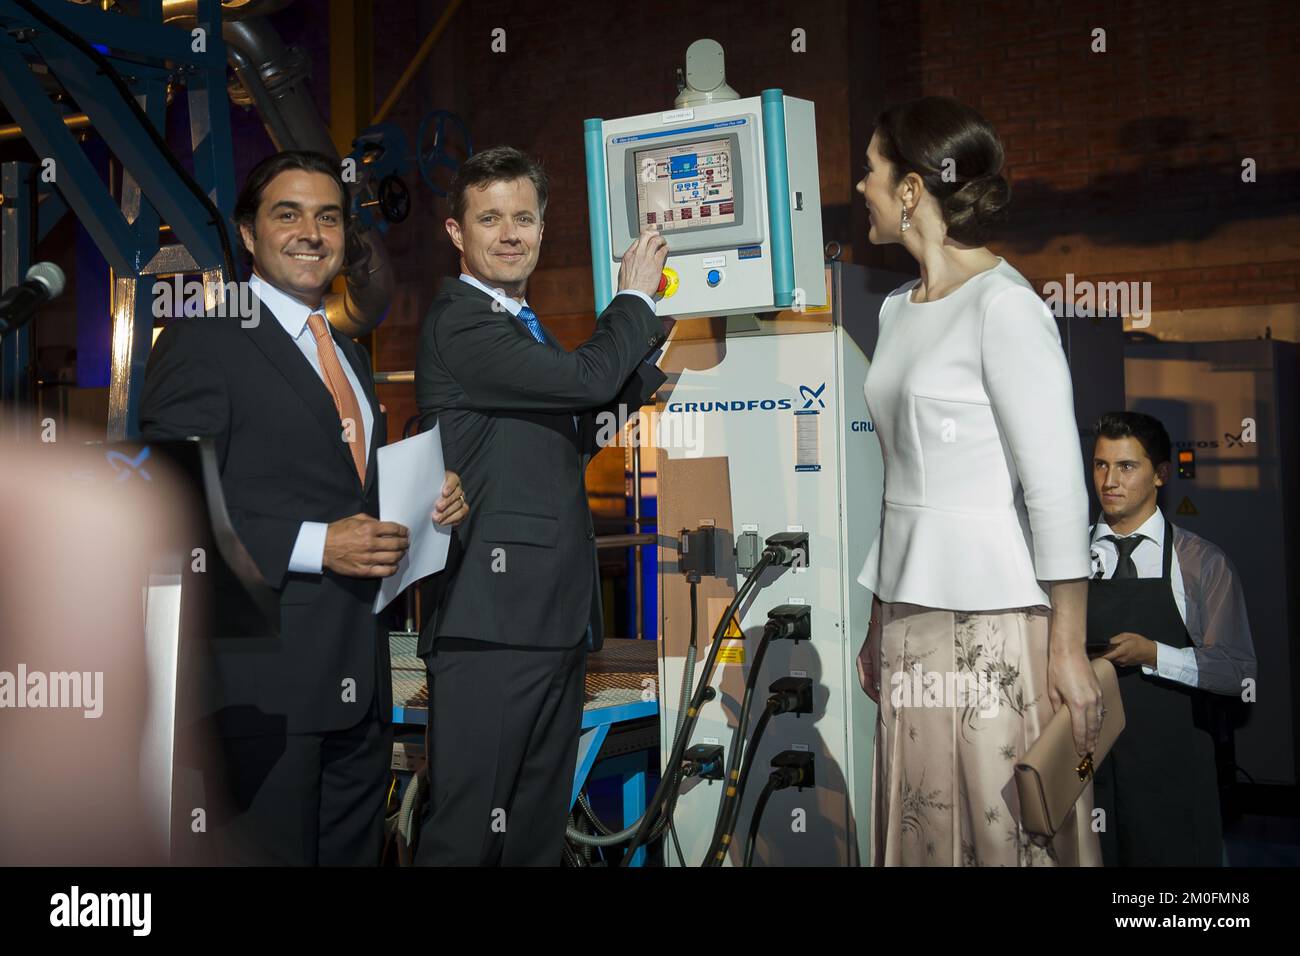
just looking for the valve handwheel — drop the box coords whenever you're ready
[417,110,473,198]
[377,174,411,224]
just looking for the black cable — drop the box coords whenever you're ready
[743,774,781,868]
[668,815,686,867]
[706,704,775,866]
[688,576,699,649]
[707,609,809,864]
[619,549,777,865]
[663,577,699,865]
[622,553,772,862]
[715,704,774,864]
[580,811,594,866]
[568,806,599,866]
[561,838,584,868]
[562,810,579,865]
[642,766,683,851]
[14,0,238,284]
[567,576,699,858]
[576,787,685,861]
[576,792,617,837]
[704,623,776,866]
[665,762,691,867]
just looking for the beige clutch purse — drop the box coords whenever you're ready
[1014,658,1125,845]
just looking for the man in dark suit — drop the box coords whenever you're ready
[140,150,467,865]
[414,145,669,865]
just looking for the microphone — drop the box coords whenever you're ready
[0,261,66,338]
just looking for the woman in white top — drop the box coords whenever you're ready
[853,97,1103,866]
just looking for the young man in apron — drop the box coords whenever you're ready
[1087,411,1256,866]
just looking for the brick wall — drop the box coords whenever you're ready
[368,0,1299,389]
[870,0,1300,316]
[348,0,1299,557]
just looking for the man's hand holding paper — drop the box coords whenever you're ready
[374,424,466,613]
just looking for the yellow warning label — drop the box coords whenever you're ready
[717,641,745,665]
[723,615,743,639]
[1176,496,1198,516]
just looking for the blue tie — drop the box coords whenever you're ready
[517,306,548,344]
[516,305,577,434]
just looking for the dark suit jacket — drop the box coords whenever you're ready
[415,278,666,656]
[139,298,390,737]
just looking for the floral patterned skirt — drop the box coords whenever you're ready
[871,601,1102,867]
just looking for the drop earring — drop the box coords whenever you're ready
[900,206,911,233]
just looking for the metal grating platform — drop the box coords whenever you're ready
[389,633,658,721]
[583,637,658,711]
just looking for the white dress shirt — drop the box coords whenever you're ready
[250,273,374,575]
[858,257,1091,610]
[1089,508,1257,694]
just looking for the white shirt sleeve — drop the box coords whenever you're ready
[1143,642,1200,686]
[1180,533,1257,696]
[287,520,328,575]
[980,286,1091,581]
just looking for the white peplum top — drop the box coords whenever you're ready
[858,257,1091,611]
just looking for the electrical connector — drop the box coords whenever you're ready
[764,604,811,642]
[768,676,813,716]
[770,750,816,791]
[764,531,809,569]
[735,530,761,574]
[683,744,725,782]
[679,526,716,579]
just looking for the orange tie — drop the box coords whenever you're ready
[306,311,367,484]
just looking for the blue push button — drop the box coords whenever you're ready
[707,269,722,287]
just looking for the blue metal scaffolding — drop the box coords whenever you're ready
[0,0,236,439]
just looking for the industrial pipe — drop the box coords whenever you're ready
[165,2,395,336]
[0,112,92,142]
[160,0,295,24]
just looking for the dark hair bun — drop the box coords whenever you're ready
[873,98,1011,247]
[940,173,1010,246]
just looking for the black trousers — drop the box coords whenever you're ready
[210,698,392,866]
[416,635,587,866]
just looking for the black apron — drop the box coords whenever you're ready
[1087,524,1223,866]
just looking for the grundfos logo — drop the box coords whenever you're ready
[799,383,826,408]
[667,398,794,413]
[666,383,825,415]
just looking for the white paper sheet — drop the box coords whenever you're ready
[373,424,451,614]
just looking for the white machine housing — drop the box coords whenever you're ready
[651,263,904,865]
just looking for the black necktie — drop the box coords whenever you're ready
[1104,534,1143,579]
